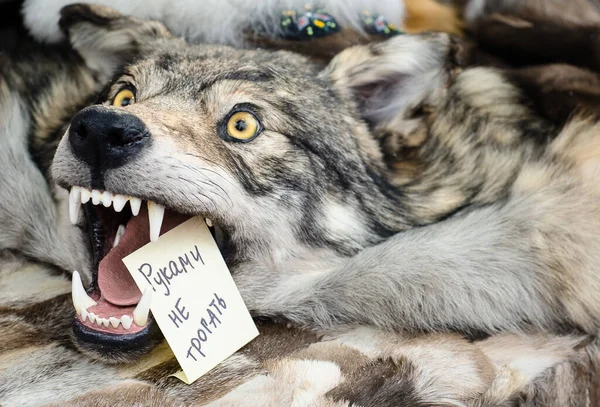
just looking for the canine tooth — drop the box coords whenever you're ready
[102,191,113,207]
[205,218,213,227]
[88,312,97,324]
[72,271,96,313]
[80,188,91,204]
[130,197,142,216]
[133,286,152,326]
[113,224,126,248]
[109,317,120,328]
[69,187,81,224]
[120,315,133,330]
[91,190,102,205]
[113,194,128,212]
[148,201,165,243]
[81,307,88,322]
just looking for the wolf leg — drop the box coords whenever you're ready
[244,179,600,335]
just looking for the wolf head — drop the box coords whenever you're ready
[52,5,534,362]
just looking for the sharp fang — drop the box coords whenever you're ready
[88,312,97,324]
[130,197,142,216]
[113,224,126,248]
[113,194,128,212]
[81,307,88,322]
[205,218,213,227]
[133,286,152,326]
[69,187,81,224]
[80,188,91,204]
[72,271,96,314]
[91,190,102,205]
[109,317,120,328]
[148,201,165,243]
[102,191,113,207]
[121,315,133,330]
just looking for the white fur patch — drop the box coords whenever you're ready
[477,334,581,381]
[322,200,369,247]
[22,0,405,45]
[214,359,343,407]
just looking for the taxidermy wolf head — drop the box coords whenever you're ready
[40,3,600,364]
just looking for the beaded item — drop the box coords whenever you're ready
[360,10,403,37]
[279,6,340,40]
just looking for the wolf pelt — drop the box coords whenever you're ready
[45,4,600,339]
[1,4,600,405]
[0,275,597,406]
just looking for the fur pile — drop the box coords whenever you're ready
[0,262,598,406]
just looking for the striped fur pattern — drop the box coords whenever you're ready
[0,262,598,406]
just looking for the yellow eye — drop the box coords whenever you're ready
[226,111,260,141]
[113,89,135,107]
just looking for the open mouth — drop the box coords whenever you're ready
[68,186,218,355]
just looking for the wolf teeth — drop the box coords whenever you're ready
[91,189,102,205]
[148,201,165,243]
[121,315,133,329]
[68,186,147,224]
[72,271,97,314]
[78,309,138,331]
[130,197,142,216]
[80,188,91,204]
[69,187,81,224]
[112,194,128,212]
[133,286,152,327]
[113,224,126,248]
[101,191,113,207]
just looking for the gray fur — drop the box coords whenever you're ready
[0,77,90,276]
[50,20,600,339]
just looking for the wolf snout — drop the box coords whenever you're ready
[68,106,150,170]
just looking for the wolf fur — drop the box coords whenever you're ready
[46,5,600,341]
[0,269,597,406]
[1,2,600,405]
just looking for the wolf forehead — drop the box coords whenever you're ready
[113,45,345,114]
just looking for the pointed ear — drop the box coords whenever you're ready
[59,4,178,81]
[323,33,462,131]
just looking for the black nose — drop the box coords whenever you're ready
[68,106,150,170]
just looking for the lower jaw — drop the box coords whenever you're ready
[71,198,226,363]
[72,317,164,364]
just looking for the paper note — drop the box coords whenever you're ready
[122,216,259,384]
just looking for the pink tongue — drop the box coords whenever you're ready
[98,206,189,306]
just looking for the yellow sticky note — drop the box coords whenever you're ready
[122,216,259,384]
